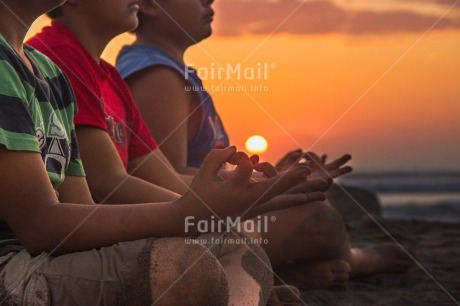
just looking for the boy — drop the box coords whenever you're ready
[0,0,312,304]
[116,0,415,288]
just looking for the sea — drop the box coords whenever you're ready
[338,172,460,223]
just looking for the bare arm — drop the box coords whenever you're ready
[0,146,317,256]
[0,148,184,256]
[56,175,94,204]
[128,149,194,195]
[126,66,201,175]
[76,126,181,203]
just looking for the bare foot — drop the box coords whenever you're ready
[276,260,351,290]
[350,243,416,278]
[267,285,301,306]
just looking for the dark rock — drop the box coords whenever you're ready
[327,184,382,221]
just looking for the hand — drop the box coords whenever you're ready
[177,147,314,222]
[247,179,328,218]
[275,149,305,173]
[219,155,283,181]
[250,154,331,195]
[303,152,353,182]
[275,149,352,182]
[250,154,279,180]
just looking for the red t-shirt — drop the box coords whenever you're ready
[28,21,157,168]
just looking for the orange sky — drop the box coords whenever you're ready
[27,1,460,172]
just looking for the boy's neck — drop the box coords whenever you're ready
[135,34,187,63]
[0,22,26,55]
[56,18,112,64]
[0,3,36,68]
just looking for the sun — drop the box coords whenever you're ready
[245,135,268,154]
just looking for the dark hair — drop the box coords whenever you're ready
[47,7,62,19]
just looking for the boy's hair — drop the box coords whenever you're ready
[47,8,62,19]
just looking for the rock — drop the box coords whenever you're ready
[327,184,382,221]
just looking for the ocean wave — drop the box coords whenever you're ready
[340,172,460,193]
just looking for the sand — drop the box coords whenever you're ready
[280,218,460,306]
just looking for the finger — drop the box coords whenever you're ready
[325,154,352,170]
[277,154,304,174]
[246,194,306,218]
[336,166,353,177]
[275,149,302,171]
[228,151,254,185]
[246,192,326,218]
[286,179,329,194]
[248,166,311,203]
[321,154,328,164]
[254,162,278,178]
[280,151,304,172]
[250,154,259,166]
[304,152,323,168]
[199,146,236,179]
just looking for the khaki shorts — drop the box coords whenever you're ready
[0,239,154,306]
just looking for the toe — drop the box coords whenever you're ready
[273,285,301,303]
[330,260,351,274]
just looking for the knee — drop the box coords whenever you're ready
[239,236,274,304]
[300,201,347,245]
[150,238,229,306]
[216,232,274,305]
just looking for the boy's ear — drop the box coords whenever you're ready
[140,0,161,17]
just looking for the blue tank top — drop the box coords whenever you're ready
[116,44,230,168]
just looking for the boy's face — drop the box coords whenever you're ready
[82,0,140,34]
[155,0,215,42]
[8,0,66,18]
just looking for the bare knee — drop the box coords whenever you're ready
[239,237,274,305]
[217,232,274,306]
[149,238,229,306]
[300,201,347,256]
[309,202,345,233]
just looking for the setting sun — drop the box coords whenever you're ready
[245,136,268,154]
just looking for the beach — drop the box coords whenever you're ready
[282,172,460,305]
[283,218,460,305]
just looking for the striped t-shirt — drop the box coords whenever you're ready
[0,34,85,189]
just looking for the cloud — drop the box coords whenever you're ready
[350,10,457,34]
[213,0,460,36]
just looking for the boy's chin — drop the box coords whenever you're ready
[121,18,139,33]
[128,20,139,32]
[201,29,213,41]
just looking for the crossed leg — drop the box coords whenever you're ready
[151,234,278,305]
[246,201,414,290]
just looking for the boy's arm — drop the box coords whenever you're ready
[0,147,184,256]
[75,126,181,203]
[0,146,316,256]
[128,148,194,195]
[56,175,95,204]
[126,66,201,176]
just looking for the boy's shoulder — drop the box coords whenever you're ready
[117,44,184,79]
[119,44,177,64]
[24,45,64,79]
